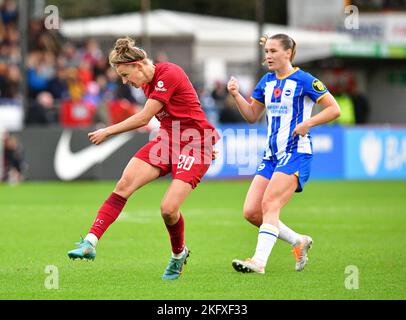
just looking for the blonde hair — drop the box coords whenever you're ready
[260,33,297,63]
[108,37,148,67]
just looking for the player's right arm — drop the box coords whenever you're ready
[88,98,163,145]
[227,76,265,124]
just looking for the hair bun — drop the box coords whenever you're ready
[114,37,135,55]
[259,34,269,46]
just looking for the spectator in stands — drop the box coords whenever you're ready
[3,62,19,98]
[27,51,51,98]
[105,67,119,96]
[65,67,84,101]
[219,93,245,124]
[93,56,109,78]
[198,86,219,127]
[83,81,101,108]
[0,0,18,26]
[331,83,356,126]
[3,133,25,185]
[154,51,169,63]
[62,41,82,68]
[28,18,61,54]
[0,62,19,98]
[82,38,103,66]
[0,62,7,96]
[348,80,370,124]
[25,91,58,126]
[48,67,69,100]
[77,59,94,86]
[211,80,228,110]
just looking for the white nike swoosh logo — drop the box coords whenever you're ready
[54,130,133,181]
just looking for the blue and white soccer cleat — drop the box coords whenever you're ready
[162,247,190,280]
[67,237,96,261]
[292,235,313,271]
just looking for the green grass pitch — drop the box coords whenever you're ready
[1,180,405,300]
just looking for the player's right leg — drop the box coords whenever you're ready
[232,175,271,274]
[68,157,161,260]
[233,172,302,274]
[160,179,193,280]
[243,175,269,227]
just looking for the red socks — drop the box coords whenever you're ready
[89,192,127,239]
[89,192,184,255]
[165,214,185,254]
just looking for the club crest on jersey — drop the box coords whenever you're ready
[257,163,266,171]
[312,79,326,93]
[155,80,167,92]
[284,89,292,97]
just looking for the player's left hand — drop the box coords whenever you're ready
[292,122,310,138]
[88,128,110,145]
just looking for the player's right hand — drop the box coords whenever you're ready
[227,76,239,97]
[88,128,110,145]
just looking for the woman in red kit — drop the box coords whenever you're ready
[68,37,219,280]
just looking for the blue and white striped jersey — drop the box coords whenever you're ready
[251,67,328,160]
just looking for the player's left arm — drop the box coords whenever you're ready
[292,93,341,138]
[88,98,164,145]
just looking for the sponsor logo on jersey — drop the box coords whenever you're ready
[155,80,167,92]
[267,103,288,115]
[155,110,170,120]
[312,79,327,93]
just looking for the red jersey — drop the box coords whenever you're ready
[142,62,218,144]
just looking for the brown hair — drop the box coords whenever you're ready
[260,33,297,63]
[108,37,148,67]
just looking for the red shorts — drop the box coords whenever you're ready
[134,135,214,189]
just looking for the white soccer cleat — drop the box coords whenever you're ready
[232,258,265,274]
[292,235,313,272]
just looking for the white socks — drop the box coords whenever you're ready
[172,247,186,259]
[278,220,302,246]
[84,233,98,247]
[252,224,279,267]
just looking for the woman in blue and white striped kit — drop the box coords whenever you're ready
[228,34,341,274]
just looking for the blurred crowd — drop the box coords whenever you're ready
[0,0,245,129]
[0,0,19,100]
[0,0,145,129]
[0,0,369,130]
[319,68,370,125]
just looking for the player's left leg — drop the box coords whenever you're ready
[160,179,193,280]
[243,174,303,246]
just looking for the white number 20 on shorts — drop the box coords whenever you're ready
[177,155,196,171]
